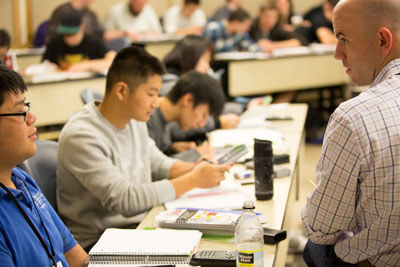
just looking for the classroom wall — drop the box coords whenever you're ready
[0,0,14,40]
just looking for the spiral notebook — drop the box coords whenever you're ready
[89,228,202,265]
[156,208,267,236]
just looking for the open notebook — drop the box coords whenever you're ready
[89,228,202,265]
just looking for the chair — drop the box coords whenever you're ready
[80,88,104,104]
[17,140,58,212]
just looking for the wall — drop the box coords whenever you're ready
[0,0,14,43]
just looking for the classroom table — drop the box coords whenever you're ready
[138,103,308,267]
[132,34,182,60]
[12,47,45,71]
[214,47,348,97]
[25,74,106,139]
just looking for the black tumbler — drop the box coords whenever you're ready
[254,138,274,200]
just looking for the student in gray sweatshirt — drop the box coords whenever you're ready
[57,46,231,251]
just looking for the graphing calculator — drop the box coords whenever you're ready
[216,144,249,165]
[190,250,236,267]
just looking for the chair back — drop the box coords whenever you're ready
[80,88,104,104]
[18,140,58,211]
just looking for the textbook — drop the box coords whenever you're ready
[155,208,266,236]
[89,228,202,265]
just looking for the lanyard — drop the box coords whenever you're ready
[0,177,57,267]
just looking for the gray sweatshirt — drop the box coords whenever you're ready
[57,102,177,248]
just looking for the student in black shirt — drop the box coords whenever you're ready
[43,10,115,72]
[249,3,306,54]
[295,0,339,44]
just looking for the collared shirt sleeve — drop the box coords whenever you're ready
[302,108,361,244]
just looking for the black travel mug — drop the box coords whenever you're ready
[254,138,274,200]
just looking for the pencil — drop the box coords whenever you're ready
[309,179,317,188]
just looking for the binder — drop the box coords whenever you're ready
[155,208,266,236]
[89,228,202,264]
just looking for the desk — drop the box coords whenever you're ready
[133,35,181,60]
[25,75,106,128]
[12,47,45,71]
[215,50,348,97]
[138,103,308,267]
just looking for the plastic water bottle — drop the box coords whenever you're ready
[235,200,264,267]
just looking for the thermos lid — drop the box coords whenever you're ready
[254,138,273,157]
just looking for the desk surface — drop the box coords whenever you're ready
[138,103,308,267]
[26,75,106,128]
[215,47,347,97]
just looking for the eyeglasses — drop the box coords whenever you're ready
[0,102,31,122]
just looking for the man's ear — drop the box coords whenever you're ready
[114,81,129,101]
[181,93,194,107]
[378,27,393,56]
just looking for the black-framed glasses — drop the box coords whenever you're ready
[0,102,31,122]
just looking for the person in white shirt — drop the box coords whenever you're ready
[163,0,206,36]
[104,0,162,41]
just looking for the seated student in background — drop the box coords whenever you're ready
[203,8,269,53]
[162,34,215,94]
[163,0,206,36]
[57,46,231,251]
[46,0,129,47]
[104,0,162,41]
[277,0,296,32]
[0,65,88,266]
[249,3,306,54]
[0,29,18,72]
[43,10,116,72]
[147,71,225,162]
[294,0,339,44]
[208,0,245,22]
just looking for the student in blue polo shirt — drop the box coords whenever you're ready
[0,65,88,266]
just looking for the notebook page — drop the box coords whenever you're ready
[90,229,202,255]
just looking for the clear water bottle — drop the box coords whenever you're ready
[235,200,264,267]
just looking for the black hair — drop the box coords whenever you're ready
[327,0,340,7]
[184,0,200,5]
[166,71,225,117]
[163,35,214,74]
[0,29,11,48]
[0,65,27,107]
[105,46,165,95]
[228,8,250,22]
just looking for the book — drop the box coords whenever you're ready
[164,180,248,210]
[89,228,202,265]
[155,208,267,236]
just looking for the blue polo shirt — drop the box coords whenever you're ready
[0,168,77,267]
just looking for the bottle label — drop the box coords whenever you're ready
[237,248,263,267]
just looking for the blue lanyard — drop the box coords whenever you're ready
[0,175,57,266]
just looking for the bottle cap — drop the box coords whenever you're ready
[243,200,255,209]
[254,139,273,158]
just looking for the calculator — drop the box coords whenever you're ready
[216,144,248,165]
[190,250,236,267]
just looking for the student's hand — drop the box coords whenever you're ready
[196,144,215,160]
[247,97,265,109]
[258,39,275,54]
[67,61,91,72]
[219,113,240,129]
[171,141,196,153]
[125,31,139,42]
[191,161,231,188]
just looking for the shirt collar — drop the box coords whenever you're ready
[371,58,400,87]
[0,167,28,199]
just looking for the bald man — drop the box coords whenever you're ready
[302,0,400,266]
